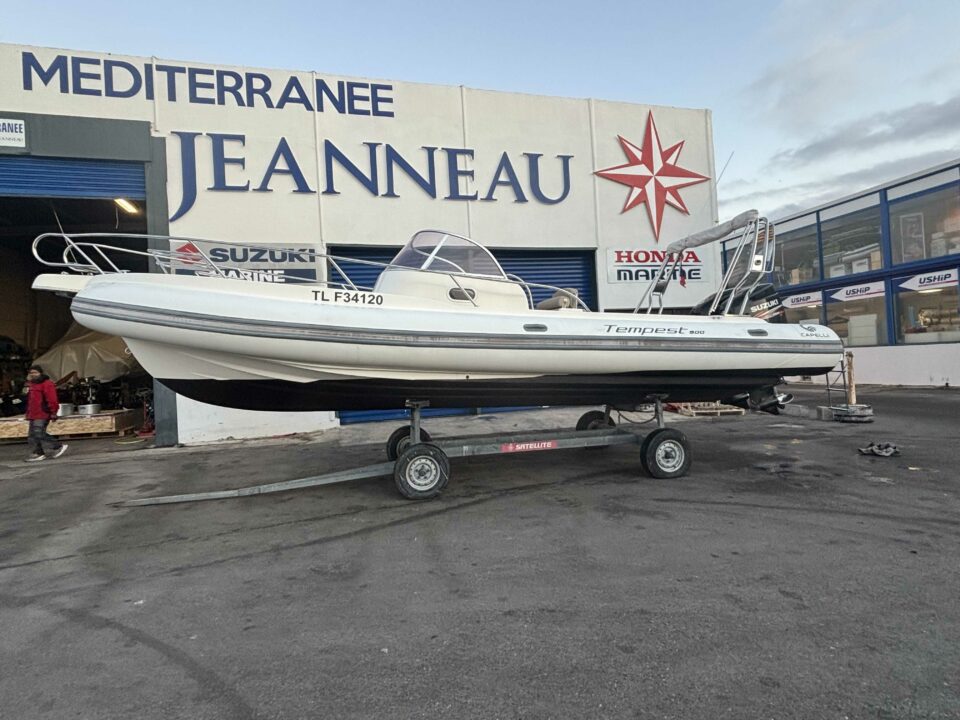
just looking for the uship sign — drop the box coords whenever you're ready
[898,269,958,292]
[784,293,822,309]
[830,281,886,302]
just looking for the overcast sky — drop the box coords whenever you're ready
[5,0,960,221]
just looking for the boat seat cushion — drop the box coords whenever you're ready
[535,288,579,310]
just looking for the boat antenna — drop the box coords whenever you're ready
[48,201,66,235]
[689,150,734,223]
[716,150,735,187]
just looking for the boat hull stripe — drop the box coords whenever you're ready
[72,297,844,355]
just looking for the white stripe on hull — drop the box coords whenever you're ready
[73,274,843,384]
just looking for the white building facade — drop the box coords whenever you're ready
[0,44,721,443]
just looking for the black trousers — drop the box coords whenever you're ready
[28,419,62,456]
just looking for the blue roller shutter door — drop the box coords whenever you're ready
[493,249,597,311]
[0,156,146,199]
[327,245,597,424]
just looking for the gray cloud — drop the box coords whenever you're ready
[719,147,960,220]
[742,34,874,133]
[769,94,960,169]
[917,56,960,87]
[740,1,896,134]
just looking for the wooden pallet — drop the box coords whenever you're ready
[0,409,141,440]
[668,402,745,417]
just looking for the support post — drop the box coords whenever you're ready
[654,398,665,429]
[845,351,856,406]
[405,400,430,444]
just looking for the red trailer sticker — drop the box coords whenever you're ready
[500,440,559,453]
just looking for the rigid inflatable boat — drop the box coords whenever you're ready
[32,211,843,413]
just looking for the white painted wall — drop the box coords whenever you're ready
[799,344,959,387]
[846,344,959,386]
[175,396,338,444]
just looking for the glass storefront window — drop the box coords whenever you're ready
[820,206,883,279]
[890,184,960,265]
[825,282,888,346]
[773,224,819,287]
[895,269,960,344]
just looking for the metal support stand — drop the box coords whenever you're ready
[405,399,429,444]
[823,351,873,422]
[653,398,665,429]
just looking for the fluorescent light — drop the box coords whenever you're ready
[114,198,140,214]
[918,288,943,294]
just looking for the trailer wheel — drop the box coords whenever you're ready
[576,410,615,432]
[577,410,616,450]
[394,444,450,500]
[640,428,691,479]
[386,426,433,461]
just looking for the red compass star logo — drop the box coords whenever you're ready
[595,112,710,241]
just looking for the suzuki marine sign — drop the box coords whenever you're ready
[0,43,718,309]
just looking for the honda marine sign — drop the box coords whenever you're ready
[607,248,705,286]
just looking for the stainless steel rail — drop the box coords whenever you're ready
[31,232,592,312]
[631,210,775,316]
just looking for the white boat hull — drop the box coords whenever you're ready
[61,274,843,411]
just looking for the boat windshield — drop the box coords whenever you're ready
[390,231,507,278]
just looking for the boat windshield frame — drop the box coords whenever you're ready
[390,230,509,279]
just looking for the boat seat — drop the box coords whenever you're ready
[536,288,579,310]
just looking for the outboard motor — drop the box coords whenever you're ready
[726,386,794,415]
[690,282,783,319]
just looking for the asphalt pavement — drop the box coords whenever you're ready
[1,385,958,719]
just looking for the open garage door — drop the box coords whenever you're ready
[0,155,150,434]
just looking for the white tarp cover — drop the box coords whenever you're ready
[664,210,759,253]
[34,323,140,382]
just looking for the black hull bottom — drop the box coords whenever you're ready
[159,368,832,412]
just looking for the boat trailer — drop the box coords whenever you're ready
[117,399,693,507]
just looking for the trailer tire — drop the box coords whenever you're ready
[640,428,691,479]
[576,410,615,432]
[386,426,433,461]
[394,443,450,500]
[577,410,615,450]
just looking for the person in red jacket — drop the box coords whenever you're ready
[24,365,68,462]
